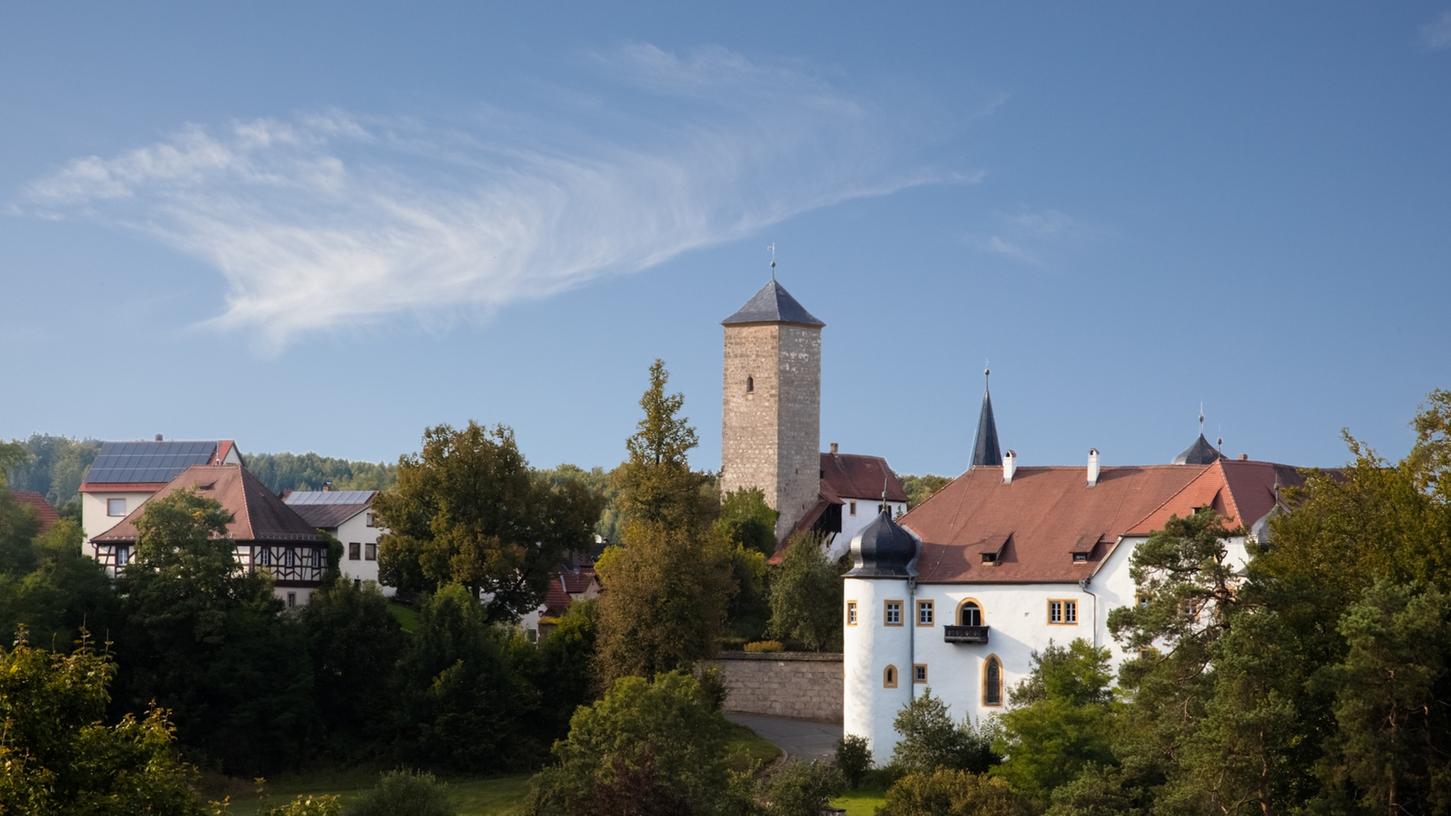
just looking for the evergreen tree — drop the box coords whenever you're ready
[611,359,717,534]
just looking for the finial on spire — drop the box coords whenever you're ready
[984,360,991,392]
[767,243,777,281]
[1199,402,1206,432]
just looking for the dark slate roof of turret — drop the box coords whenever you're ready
[844,509,917,579]
[722,280,824,327]
[972,383,1002,467]
[1172,433,1222,465]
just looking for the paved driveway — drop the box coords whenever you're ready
[726,712,841,761]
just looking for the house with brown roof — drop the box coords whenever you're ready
[284,488,393,596]
[91,464,329,608]
[10,489,61,536]
[841,376,1309,763]
[519,564,600,642]
[79,437,243,554]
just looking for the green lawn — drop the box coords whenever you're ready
[386,600,420,632]
[208,769,529,816]
[831,785,887,816]
[723,721,784,772]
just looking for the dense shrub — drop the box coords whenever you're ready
[345,769,453,816]
[524,671,749,816]
[834,735,873,789]
[266,794,343,816]
[759,760,844,816]
[890,690,999,775]
[744,639,784,653]
[878,769,1031,816]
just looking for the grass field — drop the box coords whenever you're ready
[831,785,887,815]
[209,723,779,815]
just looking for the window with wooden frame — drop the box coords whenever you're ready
[957,598,985,627]
[349,542,361,561]
[913,664,928,684]
[365,542,377,561]
[1048,598,1078,625]
[883,665,898,688]
[884,600,904,626]
[916,599,935,626]
[982,655,1004,706]
[366,512,377,527]
[846,600,858,626]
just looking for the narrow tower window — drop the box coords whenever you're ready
[884,665,898,688]
[983,655,1003,706]
[746,376,754,393]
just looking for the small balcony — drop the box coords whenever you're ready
[944,624,990,644]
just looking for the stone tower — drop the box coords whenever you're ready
[721,280,824,540]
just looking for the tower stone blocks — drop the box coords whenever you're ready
[721,281,824,540]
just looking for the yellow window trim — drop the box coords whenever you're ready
[982,653,1004,707]
[1047,597,1080,626]
[913,663,928,684]
[845,600,858,627]
[955,597,987,626]
[883,664,898,689]
[916,599,935,627]
[883,599,904,627]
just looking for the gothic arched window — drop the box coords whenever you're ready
[884,664,898,688]
[983,655,1003,707]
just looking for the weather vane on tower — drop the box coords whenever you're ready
[768,243,777,281]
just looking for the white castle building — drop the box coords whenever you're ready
[842,376,1306,762]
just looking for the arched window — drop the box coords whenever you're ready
[958,599,984,627]
[883,665,898,689]
[982,655,1003,707]
[746,376,754,393]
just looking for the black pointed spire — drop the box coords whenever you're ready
[1173,405,1222,465]
[972,368,1003,467]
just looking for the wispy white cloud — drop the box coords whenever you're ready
[15,44,976,353]
[967,207,1087,268]
[1422,11,1451,50]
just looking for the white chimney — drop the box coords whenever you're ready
[1002,450,1017,484]
[830,441,839,455]
[1087,448,1101,487]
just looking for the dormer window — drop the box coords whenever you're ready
[981,552,998,564]
[1072,552,1089,563]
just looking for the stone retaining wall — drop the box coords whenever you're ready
[707,651,843,722]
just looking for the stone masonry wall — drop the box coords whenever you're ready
[775,325,822,539]
[707,652,843,722]
[720,323,822,540]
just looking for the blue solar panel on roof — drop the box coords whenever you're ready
[86,440,222,484]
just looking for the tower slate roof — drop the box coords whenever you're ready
[1172,433,1222,465]
[722,280,824,327]
[971,375,1002,467]
[844,508,917,579]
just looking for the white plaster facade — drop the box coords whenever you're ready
[843,531,1257,763]
[80,442,243,557]
[332,508,392,596]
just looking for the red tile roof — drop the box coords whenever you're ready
[821,452,908,503]
[905,460,1309,584]
[906,465,1205,583]
[542,574,572,617]
[10,490,60,535]
[560,566,597,594]
[93,465,321,545]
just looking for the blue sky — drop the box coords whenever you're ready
[3,3,1449,475]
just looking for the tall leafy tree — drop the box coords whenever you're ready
[300,581,405,757]
[374,422,603,620]
[393,584,543,771]
[612,359,717,534]
[111,491,315,774]
[595,521,734,683]
[767,531,841,651]
[0,519,116,649]
[991,640,1116,808]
